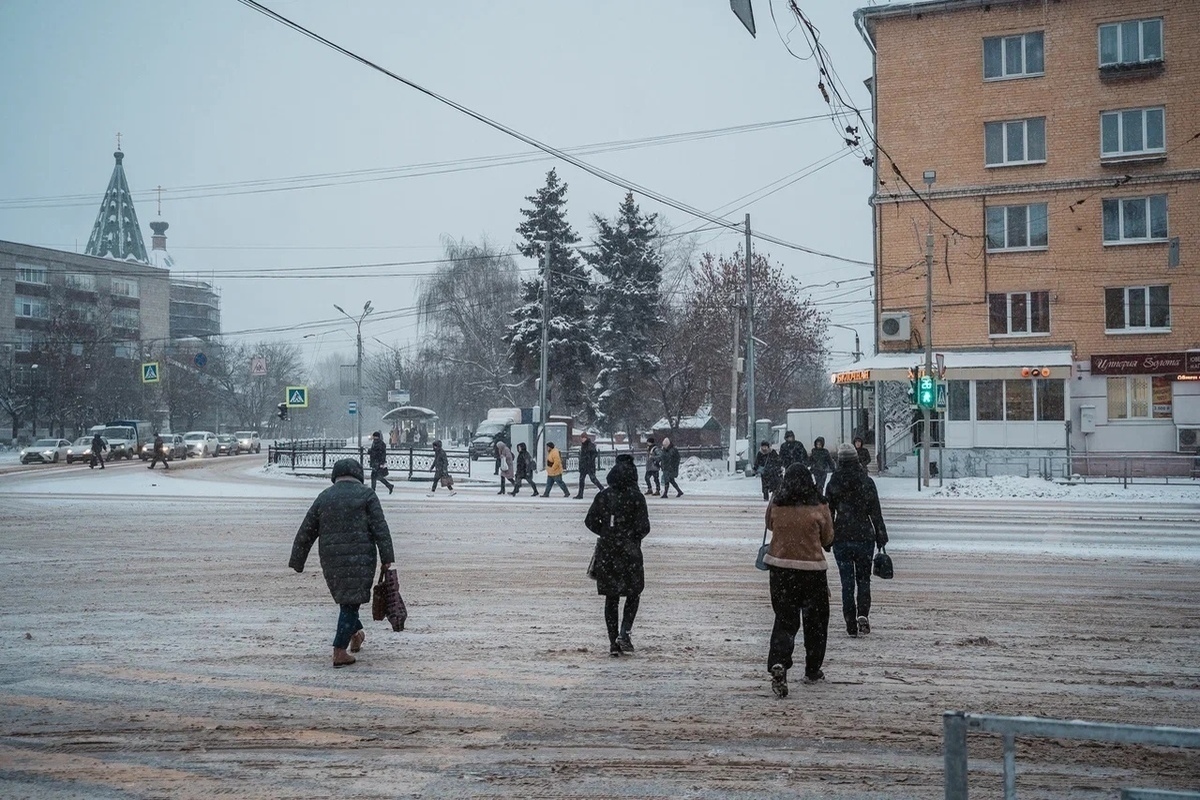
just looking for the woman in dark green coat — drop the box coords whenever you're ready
[585,454,651,656]
[290,459,395,667]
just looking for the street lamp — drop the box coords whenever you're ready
[921,170,936,488]
[333,301,373,456]
[829,324,863,443]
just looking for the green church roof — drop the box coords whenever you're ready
[85,150,148,264]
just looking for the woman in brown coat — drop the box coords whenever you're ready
[763,463,834,697]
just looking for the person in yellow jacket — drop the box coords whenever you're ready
[542,441,570,497]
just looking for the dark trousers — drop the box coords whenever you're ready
[577,468,603,496]
[511,475,538,494]
[431,473,451,491]
[760,476,778,501]
[662,475,682,496]
[767,567,829,677]
[832,540,875,625]
[90,453,105,469]
[148,453,168,469]
[645,470,660,493]
[604,593,641,642]
[811,470,828,495]
[333,603,363,649]
[371,467,393,492]
[543,475,569,496]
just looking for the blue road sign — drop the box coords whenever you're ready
[348,401,358,416]
[194,352,207,368]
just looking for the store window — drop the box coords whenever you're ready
[976,380,1004,421]
[947,380,971,421]
[1035,379,1065,420]
[1005,380,1035,421]
[1107,376,1152,419]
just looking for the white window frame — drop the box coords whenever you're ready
[985,203,1049,252]
[1104,284,1170,333]
[1098,18,1163,67]
[985,117,1046,167]
[1107,376,1153,420]
[15,263,47,284]
[1100,107,1165,159]
[1102,195,1168,244]
[14,295,49,319]
[111,277,140,299]
[65,273,96,291]
[111,307,141,330]
[988,291,1050,337]
[14,330,35,353]
[983,31,1045,80]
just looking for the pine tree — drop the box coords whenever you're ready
[584,192,664,435]
[505,169,598,417]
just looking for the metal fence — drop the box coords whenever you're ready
[1041,454,1200,485]
[268,443,471,479]
[943,711,1200,800]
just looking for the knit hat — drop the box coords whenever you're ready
[331,458,364,484]
[837,443,858,463]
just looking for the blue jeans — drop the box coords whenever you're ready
[543,476,569,496]
[832,540,875,627]
[333,603,363,649]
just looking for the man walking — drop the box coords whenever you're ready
[575,432,604,499]
[89,430,107,470]
[368,431,394,495]
[428,439,455,496]
[779,430,808,470]
[644,436,661,496]
[542,441,570,497]
[147,431,169,470]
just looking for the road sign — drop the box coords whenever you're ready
[250,356,267,376]
[194,352,207,368]
[348,401,358,416]
[286,386,308,408]
[935,352,946,379]
[141,362,160,383]
[387,389,410,404]
[936,381,947,410]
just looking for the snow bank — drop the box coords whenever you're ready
[877,474,1200,503]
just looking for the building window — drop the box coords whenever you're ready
[1102,196,1167,244]
[1107,375,1152,419]
[986,203,1048,251]
[68,301,96,324]
[985,117,1046,166]
[947,380,971,421]
[1104,285,1170,332]
[65,273,96,292]
[1101,108,1165,159]
[1035,379,1065,421]
[113,341,137,359]
[15,330,35,353]
[988,291,1050,336]
[111,307,140,330]
[1099,18,1163,67]
[984,31,1044,79]
[14,295,49,319]
[1005,380,1035,421]
[111,277,140,299]
[976,380,1004,421]
[15,263,47,284]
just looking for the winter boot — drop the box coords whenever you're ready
[349,630,365,653]
[332,648,356,668]
[609,640,622,657]
[857,616,870,636]
[617,632,634,652]
[770,664,788,698]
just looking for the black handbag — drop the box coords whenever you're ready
[755,526,770,571]
[873,546,894,580]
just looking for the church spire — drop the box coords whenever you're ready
[85,147,149,263]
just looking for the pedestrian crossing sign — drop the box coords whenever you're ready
[286,386,308,408]
[141,362,160,384]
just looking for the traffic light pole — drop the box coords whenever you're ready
[921,171,936,490]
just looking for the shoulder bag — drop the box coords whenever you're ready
[873,546,894,580]
[755,526,770,571]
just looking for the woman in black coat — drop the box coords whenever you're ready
[510,441,539,496]
[585,454,651,656]
[825,444,888,638]
[290,459,395,667]
[808,437,836,495]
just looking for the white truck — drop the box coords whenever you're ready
[776,407,856,450]
[469,407,524,460]
[89,424,138,460]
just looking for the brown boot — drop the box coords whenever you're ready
[349,630,365,653]
[332,647,356,668]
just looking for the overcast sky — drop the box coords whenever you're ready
[0,0,883,368]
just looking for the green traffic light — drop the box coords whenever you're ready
[917,376,936,409]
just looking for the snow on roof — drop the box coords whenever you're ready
[651,414,718,430]
[830,348,1074,378]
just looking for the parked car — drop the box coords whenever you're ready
[66,436,98,464]
[182,431,219,458]
[20,438,72,464]
[140,434,187,461]
[234,430,261,454]
[216,434,238,456]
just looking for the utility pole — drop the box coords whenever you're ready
[922,170,936,488]
[744,214,756,454]
[538,242,551,470]
[334,301,373,460]
[728,291,742,474]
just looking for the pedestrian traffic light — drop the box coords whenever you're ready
[917,375,936,409]
[906,366,918,406]
[277,402,289,420]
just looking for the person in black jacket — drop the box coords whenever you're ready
[510,441,539,496]
[147,432,169,470]
[754,441,783,501]
[853,436,872,470]
[575,432,604,499]
[825,443,889,638]
[585,454,651,656]
[659,436,683,498]
[808,437,836,495]
[290,459,395,668]
[89,431,107,469]
[779,430,808,470]
[368,431,394,495]
[428,439,454,496]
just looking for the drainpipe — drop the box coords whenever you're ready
[855,9,881,357]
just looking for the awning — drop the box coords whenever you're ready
[829,348,1074,383]
[381,405,438,421]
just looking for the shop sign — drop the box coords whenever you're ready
[1091,352,1191,375]
[833,369,871,385]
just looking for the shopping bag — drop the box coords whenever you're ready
[371,568,388,621]
[873,546,894,580]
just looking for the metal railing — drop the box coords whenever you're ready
[1038,454,1200,485]
[943,712,1200,800]
[267,443,471,479]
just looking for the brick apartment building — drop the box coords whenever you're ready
[837,0,1199,476]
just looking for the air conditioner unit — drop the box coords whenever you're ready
[879,311,911,343]
[1178,427,1200,454]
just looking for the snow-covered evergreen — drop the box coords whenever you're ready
[505,169,599,418]
[584,192,664,434]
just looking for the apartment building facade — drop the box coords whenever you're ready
[843,0,1199,473]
